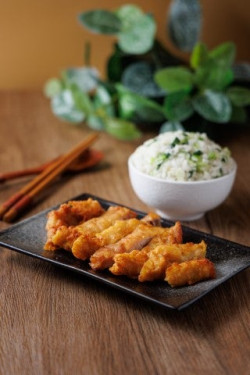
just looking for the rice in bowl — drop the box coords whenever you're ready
[131,131,235,182]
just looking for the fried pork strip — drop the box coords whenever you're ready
[110,250,149,278]
[44,198,104,250]
[109,221,182,277]
[138,241,207,282]
[50,205,137,251]
[90,221,182,271]
[72,218,141,260]
[72,213,159,261]
[165,259,216,287]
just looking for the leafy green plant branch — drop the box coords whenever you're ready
[155,42,250,132]
[44,2,250,140]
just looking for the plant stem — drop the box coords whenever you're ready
[84,41,91,66]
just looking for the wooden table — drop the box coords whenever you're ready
[0,92,249,375]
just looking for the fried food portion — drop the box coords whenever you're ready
[109,221,183,277]
[44,198,104,250]
[165,259,216,287]
[72,212,161,259]
[72,218,140,260]
[138,240,206,282]
[140,212,161,227]
[44,198,215,289]
[110,250,149,278]
[89,218,167,271]
[51,205,137,251]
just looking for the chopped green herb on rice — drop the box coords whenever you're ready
[131,131,234,181]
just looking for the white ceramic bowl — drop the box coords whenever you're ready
[128,155,237,221]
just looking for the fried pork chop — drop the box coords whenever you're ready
[109,221,182,277]
[50,205,137,251]
[44,198,104,250]
[165,258,216,287]
[138,240,207,282]
[92,221,182,271]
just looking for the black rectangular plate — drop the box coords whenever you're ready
[0,193,249,311]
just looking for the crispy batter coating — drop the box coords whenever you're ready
[72,218,140,260]
[89,219,166,271]
[165,259,216,287]
[110,250,149,278]
[138,240,206,282]
[140,212,161,227]
[44,198,104,250]
[108,221,183,276]
[44,199,215,289]
[51,205,136,251]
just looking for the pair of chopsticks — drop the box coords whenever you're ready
[0,132,98,223]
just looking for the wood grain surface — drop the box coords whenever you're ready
[0,92,249,375]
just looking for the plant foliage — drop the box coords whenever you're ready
[45,2,250,140]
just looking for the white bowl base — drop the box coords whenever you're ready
[155,210,204,222]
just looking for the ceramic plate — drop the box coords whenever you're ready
[0,193,249,311]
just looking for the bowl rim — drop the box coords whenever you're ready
[128,154,237,186]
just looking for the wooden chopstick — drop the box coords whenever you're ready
[0,157,61,183]
[0,132,98,222]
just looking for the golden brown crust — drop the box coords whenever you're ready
[108,221,183,277]
[138,241,206,282]
[72,218,139,260]
[44,199,215,289]
[51,205,137,251]
[90,221,182,271]
[44,198,104,250]
[165,259,216,287]
[89,222,156,270]
[110,250,149,278]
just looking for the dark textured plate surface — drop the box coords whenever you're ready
[0,193,250,311]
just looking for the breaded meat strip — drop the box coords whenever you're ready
[139,240,207,282]
[109,222,182,278]
[165,259,216,287]
[44,198,104,250]
[73,211,161,261]
[51,205,137,251]
[110,250,149,278]
[72,218,141,260]
[90,221,182,271]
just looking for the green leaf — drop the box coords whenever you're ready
[70,84,93,116]
[78,10,122,35]
[93,85,115,117]
[227,86,250,107]
[230,105,247,124]
[63,67,99,93]
[209,42,236,68]
[107,44,124,82]
[154,67,193,93]
[160,121,184,133]
[87,115,105,130]
[51,90,85,123]
[195,62,234,90]
[94,85,112,106]
[44,78,63,98]
[115,4,144,30]
[104,117,141,140]
[190,43,208,70]
[163,91,194,122]
[122,62,165,98]
[118,14,156,54]
[193,90,232,123]
[168,0,201,52]
[116,85,165,122]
